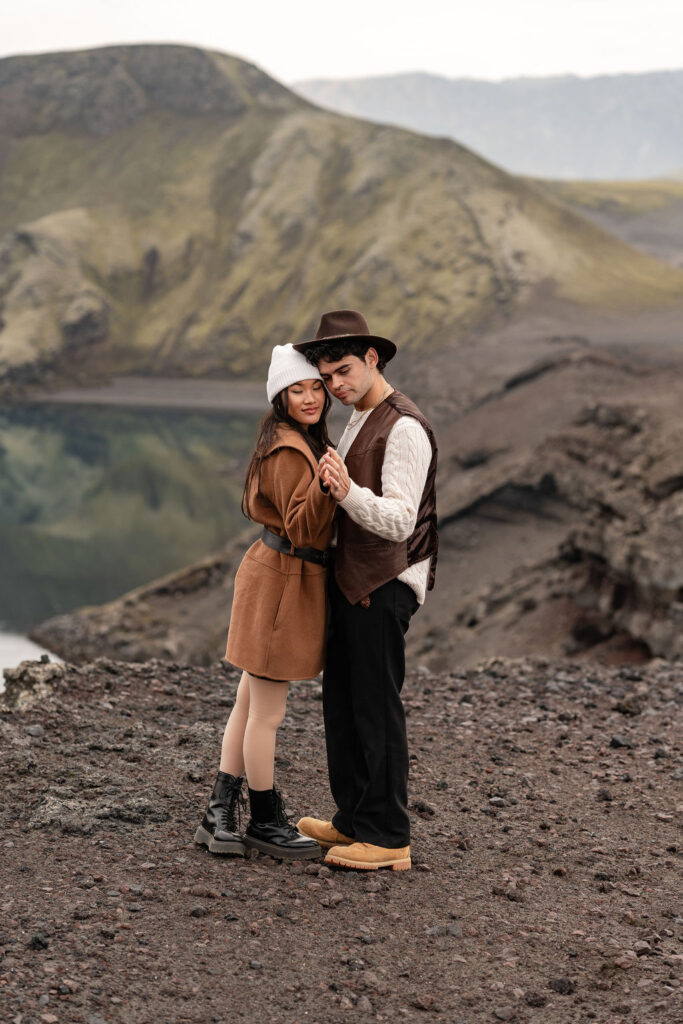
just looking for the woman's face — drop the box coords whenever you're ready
[286,379,326,428]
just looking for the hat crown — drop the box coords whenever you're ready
[292,309,396,362]
[314,309,370,341]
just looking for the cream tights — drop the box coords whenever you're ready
[219,670,289,791]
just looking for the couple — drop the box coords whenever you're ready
[194,310,438,872]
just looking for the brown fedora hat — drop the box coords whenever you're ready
[293,309,397,362]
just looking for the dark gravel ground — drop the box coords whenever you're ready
[0,654,681,1024]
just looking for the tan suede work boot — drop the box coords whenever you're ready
[296,817,354,850]
[325,842,411,871]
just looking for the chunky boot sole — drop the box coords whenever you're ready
[243,834,322,860]
[325,851,411,871]
[194,825,246,857]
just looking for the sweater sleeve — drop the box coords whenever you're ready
[260,445,336,549]
[339,416,432,541]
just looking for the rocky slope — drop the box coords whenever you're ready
[1,654,680,1023]
[2,45,683,395]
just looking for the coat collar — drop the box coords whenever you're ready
[266,424,319,470]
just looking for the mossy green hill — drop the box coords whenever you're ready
[1,44,682,390]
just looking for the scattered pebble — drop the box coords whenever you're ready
[493,1006,515,1021]
[610,734,633,749]
[411,994,437,1011]
[411,799,436,816]
[549,977,576,994]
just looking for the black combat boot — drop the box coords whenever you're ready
[244,786,322,860]
[194,771,246,856]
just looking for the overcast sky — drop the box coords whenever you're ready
[2,0,681,82]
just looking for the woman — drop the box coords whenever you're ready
[194,344,336,860]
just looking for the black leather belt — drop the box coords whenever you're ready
[260,527,330,567]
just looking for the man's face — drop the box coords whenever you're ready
[317,352,376,406]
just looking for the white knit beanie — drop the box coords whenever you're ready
[266,343,323,403]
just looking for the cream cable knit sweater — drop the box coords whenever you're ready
[336,406,432,604]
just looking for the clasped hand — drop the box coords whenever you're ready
[319,447,350,501]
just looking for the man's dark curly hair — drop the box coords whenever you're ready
[303,338,387,373]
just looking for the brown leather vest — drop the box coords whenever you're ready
[335,390,438,605]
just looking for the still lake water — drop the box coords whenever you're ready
[0,402,261,673]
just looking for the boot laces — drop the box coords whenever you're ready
[272,788,291,827]
[217,784,247,833]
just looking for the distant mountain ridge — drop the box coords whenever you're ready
[294,69,683,180]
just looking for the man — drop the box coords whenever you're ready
[293,310,438,871]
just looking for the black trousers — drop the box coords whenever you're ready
[323,575,419,848]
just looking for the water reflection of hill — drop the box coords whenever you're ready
[0,404,258,629]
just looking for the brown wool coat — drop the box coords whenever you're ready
[225,426,336,681]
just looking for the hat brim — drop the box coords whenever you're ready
[293,333,397,363]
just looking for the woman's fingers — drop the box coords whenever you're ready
[320,450,349,499]
[324,468,348,499]
[322,462,343,482]
[321,462,340,485]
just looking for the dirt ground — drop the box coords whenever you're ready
[1,655,681,1024]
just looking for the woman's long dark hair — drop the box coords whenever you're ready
[242,385,332,519]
